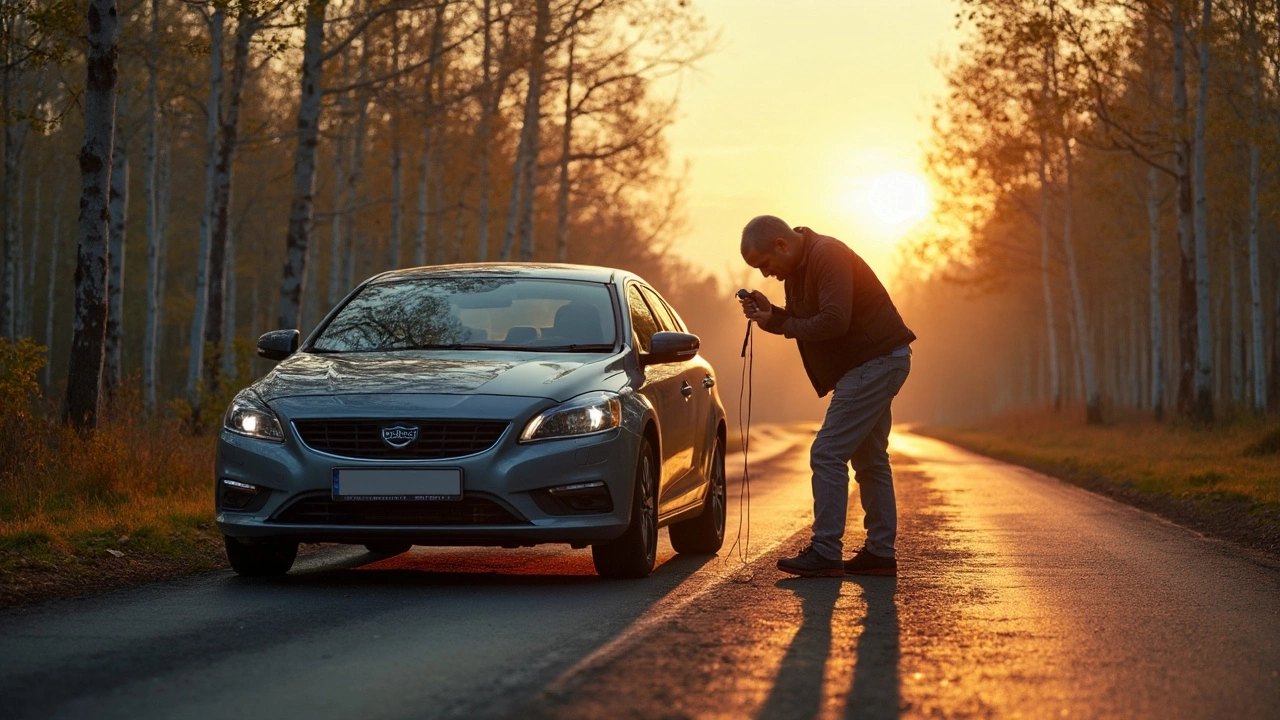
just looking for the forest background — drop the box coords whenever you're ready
[4,0,1280,596]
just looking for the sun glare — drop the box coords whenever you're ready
[868,171,931,228]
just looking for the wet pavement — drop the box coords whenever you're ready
[1,427,1278,719]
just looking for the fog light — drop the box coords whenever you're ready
[220,478,261,511]
[549,481,606,494]
[547,481,612,513]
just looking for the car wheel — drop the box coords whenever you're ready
[592,436,658,579]
[224,535,298,577]
[364,541,413,556]
[669,436,727,554]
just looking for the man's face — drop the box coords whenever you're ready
[742,238,792,280]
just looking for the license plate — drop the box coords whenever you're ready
[332,468,462,501]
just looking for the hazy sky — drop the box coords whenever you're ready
[661,0,962,284]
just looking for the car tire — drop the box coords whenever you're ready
[364,541,413,556]
[224,535,298,577]
[669,436,727,555]
[592,436,658,579]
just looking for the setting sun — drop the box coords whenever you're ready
[868,171,931,228]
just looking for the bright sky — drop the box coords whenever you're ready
[662,0,962,285]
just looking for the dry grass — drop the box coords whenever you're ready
[0,400,217,554]
[920,407,1280,506]
[0,340,226,603]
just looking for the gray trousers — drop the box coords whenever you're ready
[809,353,911,560]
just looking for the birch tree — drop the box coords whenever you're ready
[143,0,162,410]
[204,5,268,394]
[186,6,223,399]
[277,0,328,330]
[500,0,552,261]
[105,100,128,396]
[64,0,119,429]
[1191,0,1215,423]
[1245,0,1266,412]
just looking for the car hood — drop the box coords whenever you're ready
[253,350,627,403]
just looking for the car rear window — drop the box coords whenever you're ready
[311,278,617,352]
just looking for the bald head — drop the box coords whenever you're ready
[740,215,801,254]
[740,215,806,281]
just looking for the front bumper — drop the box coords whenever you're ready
[215,396,639,547]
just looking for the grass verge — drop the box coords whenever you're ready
[916,408,1280,557]
[1,339,230,606]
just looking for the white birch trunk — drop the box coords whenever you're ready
[105,132,128,395]
[388,19,403,271]
[1229,235,1242,404]
[143,0,161,410]
[44,177,62,389]
[23,170,40,336]
[276,0,327,331]
[328,111,346,304]
[516,0,552,261]
[555,26,575,263]
[343,57,370,290]
[431,142,445,264]
[1192,0,1214,422]
[13,156,22,339]
[223,238,236,379]
[413,140,429,266]
[1147,165,1164,419]
[413,7,445,268]
[1061,136,1100,424]
[476,0,494,262]
[204,13,255,394]
[1037,135,1061,410]
[1172,0,1198,417]
[64,0,118,428]
[186,8,223,399]
[1248,1,1267,412]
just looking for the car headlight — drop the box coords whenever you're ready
[520,391,622,442]
[224,390,285,443]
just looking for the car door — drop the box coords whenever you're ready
[626,284,693,512]
[644,286,715,486]
[638,284,704,511]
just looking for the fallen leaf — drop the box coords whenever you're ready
[106,549,125,558]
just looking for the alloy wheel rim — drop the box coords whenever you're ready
[712,445,726,538]
[641,453,656,561]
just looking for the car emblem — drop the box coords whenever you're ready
[381,425,419,449]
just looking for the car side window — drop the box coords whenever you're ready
[639,286,679,333]
[627,285,660,353]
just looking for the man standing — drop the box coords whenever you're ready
[739,216,915,577]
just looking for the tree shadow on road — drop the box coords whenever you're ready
[758,575,900,720]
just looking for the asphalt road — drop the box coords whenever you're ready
[2,427,1278,720]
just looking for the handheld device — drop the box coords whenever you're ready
[736,288,757,312]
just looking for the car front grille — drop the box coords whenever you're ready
[292,419,508,460]
[270,494,527,526]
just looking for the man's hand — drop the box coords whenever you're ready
[740,290,774,325]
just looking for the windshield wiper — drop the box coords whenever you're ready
[402,343,502,351]
[512,344,615,353]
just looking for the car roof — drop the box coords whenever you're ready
[369,263,632,286]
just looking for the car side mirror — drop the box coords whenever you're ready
[257,329,300,361]
[642,331,700,366]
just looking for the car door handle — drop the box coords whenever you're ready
[702,375,715,389]
[680,381,693,398]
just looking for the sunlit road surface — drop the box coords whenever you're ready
[2,427,1279,720]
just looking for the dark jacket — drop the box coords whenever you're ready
[759,227,916,397]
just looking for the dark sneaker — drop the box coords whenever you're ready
[777,545,845,577]
[843,547,896,576]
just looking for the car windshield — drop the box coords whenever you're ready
[310,277,617,353]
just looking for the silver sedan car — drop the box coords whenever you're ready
[216,264,728,579]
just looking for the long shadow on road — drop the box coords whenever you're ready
[759,575,901,720]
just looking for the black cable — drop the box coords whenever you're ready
[725,318,753,579]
